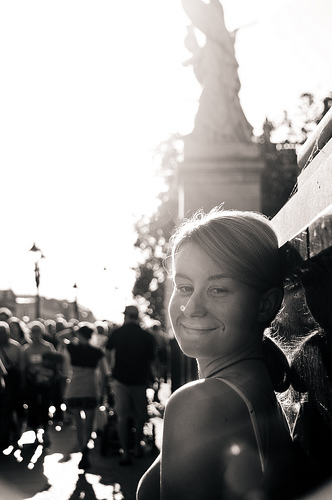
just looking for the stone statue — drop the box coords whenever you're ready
[182,0,253,144]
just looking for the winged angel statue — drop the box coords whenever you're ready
[182,0,253,143]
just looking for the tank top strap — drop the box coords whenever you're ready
[216,377,265,474]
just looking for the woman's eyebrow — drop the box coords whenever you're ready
[208,274,229,281]
[174,273,230,281]
[174,273,191,280]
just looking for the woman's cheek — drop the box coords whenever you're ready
[169,292,181,326]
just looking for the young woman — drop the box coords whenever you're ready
[137,208,305,500]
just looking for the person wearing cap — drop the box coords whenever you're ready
[105,305,156,465]
[56,322,110,469]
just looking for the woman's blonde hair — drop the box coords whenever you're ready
[170,206,283,291]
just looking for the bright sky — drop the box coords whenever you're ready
[1,0,331,322]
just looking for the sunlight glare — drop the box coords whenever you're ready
[230,443,241,456]
[14,448,24,463]
[28,444,43,470]
[2,445,14,456]
[18,430,36,446]
[41,452,81,499]
[85,474,116,500]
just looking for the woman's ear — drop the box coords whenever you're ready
[257,288,283,323]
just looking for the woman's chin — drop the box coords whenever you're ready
[177,341,203,359]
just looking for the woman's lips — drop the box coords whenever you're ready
[181,324,219,332]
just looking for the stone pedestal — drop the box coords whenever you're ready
[177,135,264,219]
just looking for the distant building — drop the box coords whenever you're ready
[0,289,95,323]
[0,290,16,315]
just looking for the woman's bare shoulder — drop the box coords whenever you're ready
[165,378,249,431]
[161,379,260,499]
[168,377,246,402]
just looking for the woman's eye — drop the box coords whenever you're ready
[210,287,227,295]
[175,284,193,294]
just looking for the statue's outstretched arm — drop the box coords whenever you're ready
[184,25,200,55]
[182,0,227,42]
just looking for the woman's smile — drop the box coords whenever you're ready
[180,323,221,333]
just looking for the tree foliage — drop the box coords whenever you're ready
[132,134,183,327]
[270,93,332,145]
[257,119,299,218]
[258,92,332,218]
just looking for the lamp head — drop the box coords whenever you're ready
[29,243,45,260]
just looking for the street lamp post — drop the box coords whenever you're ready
[73,283,79,321]
[29,243,45,319]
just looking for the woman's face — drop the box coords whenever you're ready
[169,242,264,360]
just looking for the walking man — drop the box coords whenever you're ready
[106,305,156,465]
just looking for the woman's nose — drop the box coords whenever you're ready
[181,293,206,317]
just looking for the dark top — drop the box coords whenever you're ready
[106,323,156,385]
[66,342,105,399]
[67,342,104,368]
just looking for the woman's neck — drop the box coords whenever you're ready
[197,346,264,379]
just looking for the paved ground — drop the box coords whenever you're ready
[0,415,162,500]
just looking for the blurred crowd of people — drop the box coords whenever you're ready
[0,305,170,469]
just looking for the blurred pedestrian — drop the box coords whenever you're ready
[92,320,109,349]
[24,321,61,446]
[48,316,72,420]
[0,321,25,449]
[57,322,110,469]
[8,317,31,346]
[150,322,170,383]
[44,318,57,347]
[0,307,13,322]
[105,305,156,465]
[55,315,69,339]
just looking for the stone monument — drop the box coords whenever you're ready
[179,0,264,218]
